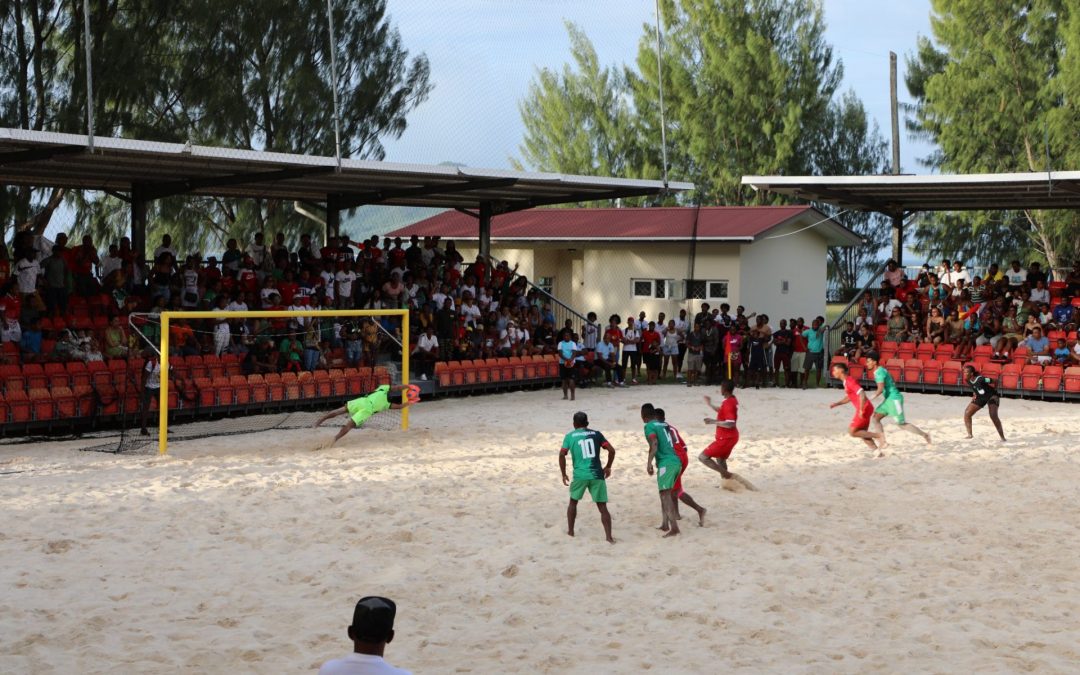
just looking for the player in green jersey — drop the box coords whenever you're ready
[313,384,416,448]
[865,352,931,450]
[559,411,616,543]
[641,402,683,538]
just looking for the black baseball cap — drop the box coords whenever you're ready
[351,596,397,642]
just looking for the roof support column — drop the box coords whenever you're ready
[891,213,904,266]
[131,183,148,262]
[326,195,341,244]
[479,201,492,283]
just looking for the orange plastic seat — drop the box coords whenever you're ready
[1020,365,1043,391]
[28,388,54,420]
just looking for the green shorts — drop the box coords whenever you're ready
[656,460,682,492]
[569,478,608,503]
[346,398,375,427]
[875,395,906,424]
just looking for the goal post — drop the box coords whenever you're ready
[155,308,410,455]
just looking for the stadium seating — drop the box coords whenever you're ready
[1020,365,1044,394]
[999,364,1022,391]
[1042,366,1064,399]
[922,360,942,390]
[1065,367,1080,394]
[902,359,923,386]
[941,360,963,389]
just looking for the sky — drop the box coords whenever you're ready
[379,0,937,175]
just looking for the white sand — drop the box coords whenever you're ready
[2,385,1079,673]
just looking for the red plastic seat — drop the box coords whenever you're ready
[212,377,234,405]
[374,366,390,386]
[916,343,935,360]
[1020,365,1043,391]
[1042,366,1064,395]
[922,360,942,387]
[265,373,285,402]
[221,353,242,377]
[884,358,903,382]
[297,372,316,398]
[1064,367,1080,393]
[65,361,92,388]
[1,364,24,393]
[902,359,923,384]
[511,357,527,381]
[981,362,1003,381]
[450,362,466,387]
[28,388,54,420]
[897,342,916,359]
[52,386,77,417]
[194,377,216,407]
[248,374,268,403]
[230,375,251,405]
[941,360,963,387]
[436,362,451,387]
[1000,363,1022,390]
[22,364,48,389]
[486,359,502,384]
[6,389,31,422]
[73,385,95,416]
[204,355,225,378]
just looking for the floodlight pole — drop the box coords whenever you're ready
[654,0,669,189]
[889,51,903,264]
[82,0,95,152]
[326,0,343,171]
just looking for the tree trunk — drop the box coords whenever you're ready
[17,188,66,236]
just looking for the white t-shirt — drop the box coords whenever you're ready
[622,328,640,352]
[318,653,411,675]
[416,334,438,353]
[460,303,482,326]
[226,301,248,313]
[152,245,177,263]
[320,271,336,300]
[144,360,161,390]
[15,258,40,293]
[336,270,357,298]
[1005,269,1026,286]
[878,298,902,315]
[673,318,689,342]
[245,242,267,267]
[1030,288,1050,304]
[100,255,122,279]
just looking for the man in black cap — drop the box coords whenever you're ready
[319,596,410,674]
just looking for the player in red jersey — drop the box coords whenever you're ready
[829,362,885,454]
[699,380,742,480]
[654,408,707,527]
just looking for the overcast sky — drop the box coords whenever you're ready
[380,0,936,175]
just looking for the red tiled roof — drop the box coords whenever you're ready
[387,206,847,242]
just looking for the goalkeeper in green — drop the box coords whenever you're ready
[313,384,416,448]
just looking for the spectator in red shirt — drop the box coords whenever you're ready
[641,320,662,385]
[71,235,99,296]
[790,318,807,389]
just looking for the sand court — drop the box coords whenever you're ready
[2,386,1079,673]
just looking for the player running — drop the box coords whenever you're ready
[963,365,1006,442]
[699,380,757,490]
[558,411,616,543]
[865,352,931,446]
[313,383,418,448]
[829,361,885,454]
[654,408,707,527]
[641,403,684,538]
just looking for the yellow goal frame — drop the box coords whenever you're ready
[156,308,409,455]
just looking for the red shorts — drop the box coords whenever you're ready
[850,403,874,431]
[672,451,689,497]
[704,436,738,460]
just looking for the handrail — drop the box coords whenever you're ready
[484,254,595,333]
[827,261,889,357]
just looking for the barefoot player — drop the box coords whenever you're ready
[829,362,885,454]
[963,365,1006,442]
[313,384,416,448]
[641,403,683,538]
[559,411,616,543]
[865,352,931,445]
[699,380,739,479]
[654,408,707,528]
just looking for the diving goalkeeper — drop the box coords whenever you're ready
[313,383,418,448]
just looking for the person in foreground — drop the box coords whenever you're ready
[319,596,410,675]
[699,380,757,490]
[314,384,418,448]
[654,408,707,528]
[559,411,616,543]
[963,365,1006,442]
[829,362,886,455]
[865,352,931,447]
[642,403,684,538]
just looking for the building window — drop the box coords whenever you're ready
[684,279,729,301]
[632,279,673,299]
[537,277,554,295]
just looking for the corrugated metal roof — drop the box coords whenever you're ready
[741,171,1080,212]
[0,128,691,210]
[387,205,863,246]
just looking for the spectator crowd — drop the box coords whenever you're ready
[3,227,1078,387]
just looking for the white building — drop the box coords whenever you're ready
[392,206,861,322]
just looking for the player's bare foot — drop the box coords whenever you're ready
[698,508,707,526]
[965,434,973,439]
[657,524,669,531]
[662,528,680,538]
[923,432,932,445]
[567,530,574,537]
[606,537,616,544]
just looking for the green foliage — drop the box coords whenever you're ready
[0,0,431,251]
[905,0,1080,269]
[516,1,887,289]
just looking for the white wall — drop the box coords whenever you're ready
[737,222,829,322]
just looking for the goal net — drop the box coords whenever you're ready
[81,309,410,454]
